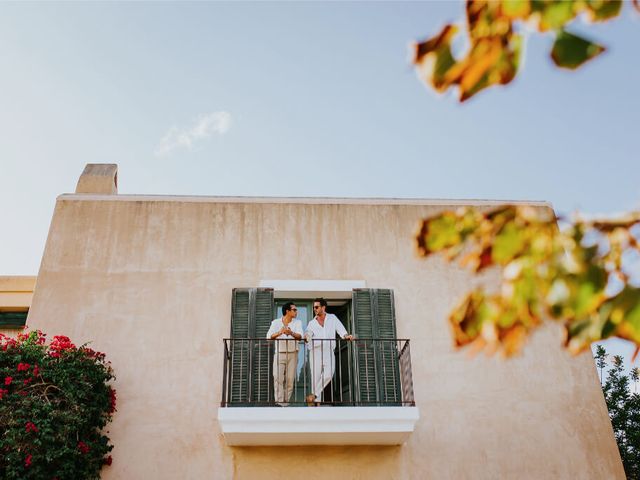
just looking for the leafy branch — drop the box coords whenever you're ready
[416,205,640,356]
[413,0,638,102]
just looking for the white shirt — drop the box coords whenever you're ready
[305,313,349,351]
[266,317,303,353]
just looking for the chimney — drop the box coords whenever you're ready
[75,164,118,194]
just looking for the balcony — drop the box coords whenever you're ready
[217,338,420,446]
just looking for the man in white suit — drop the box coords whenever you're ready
[305,298,354,405]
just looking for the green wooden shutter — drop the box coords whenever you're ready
[229,288,274,405]
[352,289,401,405]
[353,289,377,404]
[252,289,274,404]
[230,289,250,404]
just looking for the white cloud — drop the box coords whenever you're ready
[155,111,231,156]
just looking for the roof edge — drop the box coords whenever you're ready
[56,193,553,208]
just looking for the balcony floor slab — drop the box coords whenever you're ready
[217,406,420,446]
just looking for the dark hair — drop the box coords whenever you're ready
[314,298,327,308]
[282,302,296,315]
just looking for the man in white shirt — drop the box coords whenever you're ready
[266,302,303,406]
[305,298,354,405]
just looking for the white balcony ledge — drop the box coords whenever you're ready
[217,406,420,446]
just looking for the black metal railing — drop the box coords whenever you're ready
[221,338,415,407]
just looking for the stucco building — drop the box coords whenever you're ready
[22,164,624,479]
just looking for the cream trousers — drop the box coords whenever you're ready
[273,351,297,404]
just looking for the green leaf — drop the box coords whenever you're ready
[551,30,605,70]
[585,0,623,21]
[492,221,526,264]
[501,0,531,18]
[539,1,578,30]
[425,213,461,252]
[414,24,460,92]
[433,45,457,89]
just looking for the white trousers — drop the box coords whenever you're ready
[273,351,297,404]
[308,345,335,400]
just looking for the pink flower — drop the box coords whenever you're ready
[4,376,12,386]
[108,387,117,414]
[25,421,38,433]
[104,455,113,466]
[50,335,75,353]
[25,454,32,468]
[77,441,90,454]
[32,365,40,377]
[17,363,30,372]
[34,330,46,345]
[0,388,8,399]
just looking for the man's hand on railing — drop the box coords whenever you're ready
[343,335,355,341]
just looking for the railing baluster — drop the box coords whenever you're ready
[268,339,273,405]
[338,339,342,405]
[259,339,263,405]
[381,339,388,404]
[364,340,370,404]
[321,339,325,404]
[303,341,307,405]
[221,340,228,406]
[391,340,398,403]
[347,339,353,405]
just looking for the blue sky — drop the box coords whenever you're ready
[1,3,638,365]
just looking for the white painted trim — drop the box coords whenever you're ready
[217,406,420,446]
[259,279,365,299]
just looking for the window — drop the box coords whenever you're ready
[223,288,410,407]
[0,310,28,328]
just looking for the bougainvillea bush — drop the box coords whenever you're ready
[0,330,115,479]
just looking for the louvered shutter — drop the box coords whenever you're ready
[352,289,401,405]
[353,289,377,404]
[252,289,274,404]
[229,288,274,405]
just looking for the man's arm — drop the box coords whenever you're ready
[304,321,315,343]
[335,316,354,341]
[270,330,284,340]
[287,321,303,340]
[267,321,283,340]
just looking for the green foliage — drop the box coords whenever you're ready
[413,0,633,102]
[595,344,608,385]
[551,30,606,69]
[597,348,640,478]
[416,205,640,356]
[0,331,115,479]
[632,367,640,393]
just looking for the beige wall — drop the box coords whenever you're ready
[28,194,624,479]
